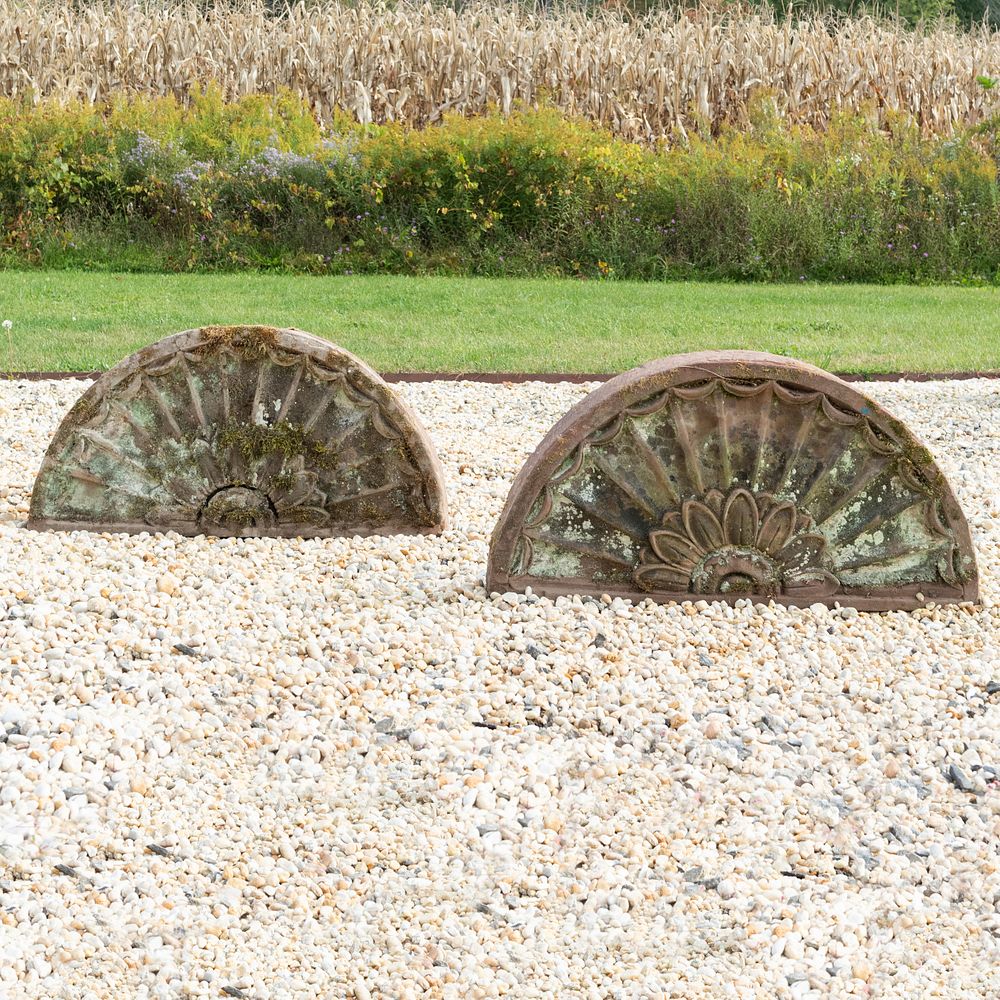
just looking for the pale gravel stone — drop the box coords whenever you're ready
[0,376,998,999]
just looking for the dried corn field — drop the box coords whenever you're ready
[2,0,999,139]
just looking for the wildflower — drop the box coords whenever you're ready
[242,147,320,182]
[320,134,361,167]
[173,161,212,196]
[597,260,610,275]
[122,131,161,168]
[2,320,11,331]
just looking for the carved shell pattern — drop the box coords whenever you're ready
[498,367,977,608]
[28,327,446,538]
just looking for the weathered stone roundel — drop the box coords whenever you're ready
[488,352,978,610]
[28,326,447,538]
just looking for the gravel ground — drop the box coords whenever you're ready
[0,377,998,1000]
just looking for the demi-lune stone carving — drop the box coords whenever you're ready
[488,352,978,610]
[28,326,447,538]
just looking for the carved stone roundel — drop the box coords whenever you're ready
[29,326,447,538]
[487,352,978,611]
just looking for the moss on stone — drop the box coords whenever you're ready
[270,470,297,493]
[202,325,280,361]
[217,419,337,470]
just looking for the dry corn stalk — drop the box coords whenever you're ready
[0,0,997,139]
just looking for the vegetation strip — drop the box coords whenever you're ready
[3,273,998,374]
[7,371,1000,383]
[4,0,997,140]
[2,94,999,284]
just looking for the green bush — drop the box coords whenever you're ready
[1,88,998,283]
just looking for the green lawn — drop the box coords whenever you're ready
[2,271,998,374]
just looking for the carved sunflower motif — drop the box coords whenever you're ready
[633,487,838,597]
[140,434,331,533]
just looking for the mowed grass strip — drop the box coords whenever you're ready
[2,271,998,374]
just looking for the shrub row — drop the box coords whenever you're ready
[1,89,998,283]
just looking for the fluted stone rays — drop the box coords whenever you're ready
[28,326,447,539]
[487,352,978,611]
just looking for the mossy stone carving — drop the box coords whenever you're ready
[488,351,978,611]
[29,326,446,538]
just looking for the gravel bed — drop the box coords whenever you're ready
[1,377,998,999]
